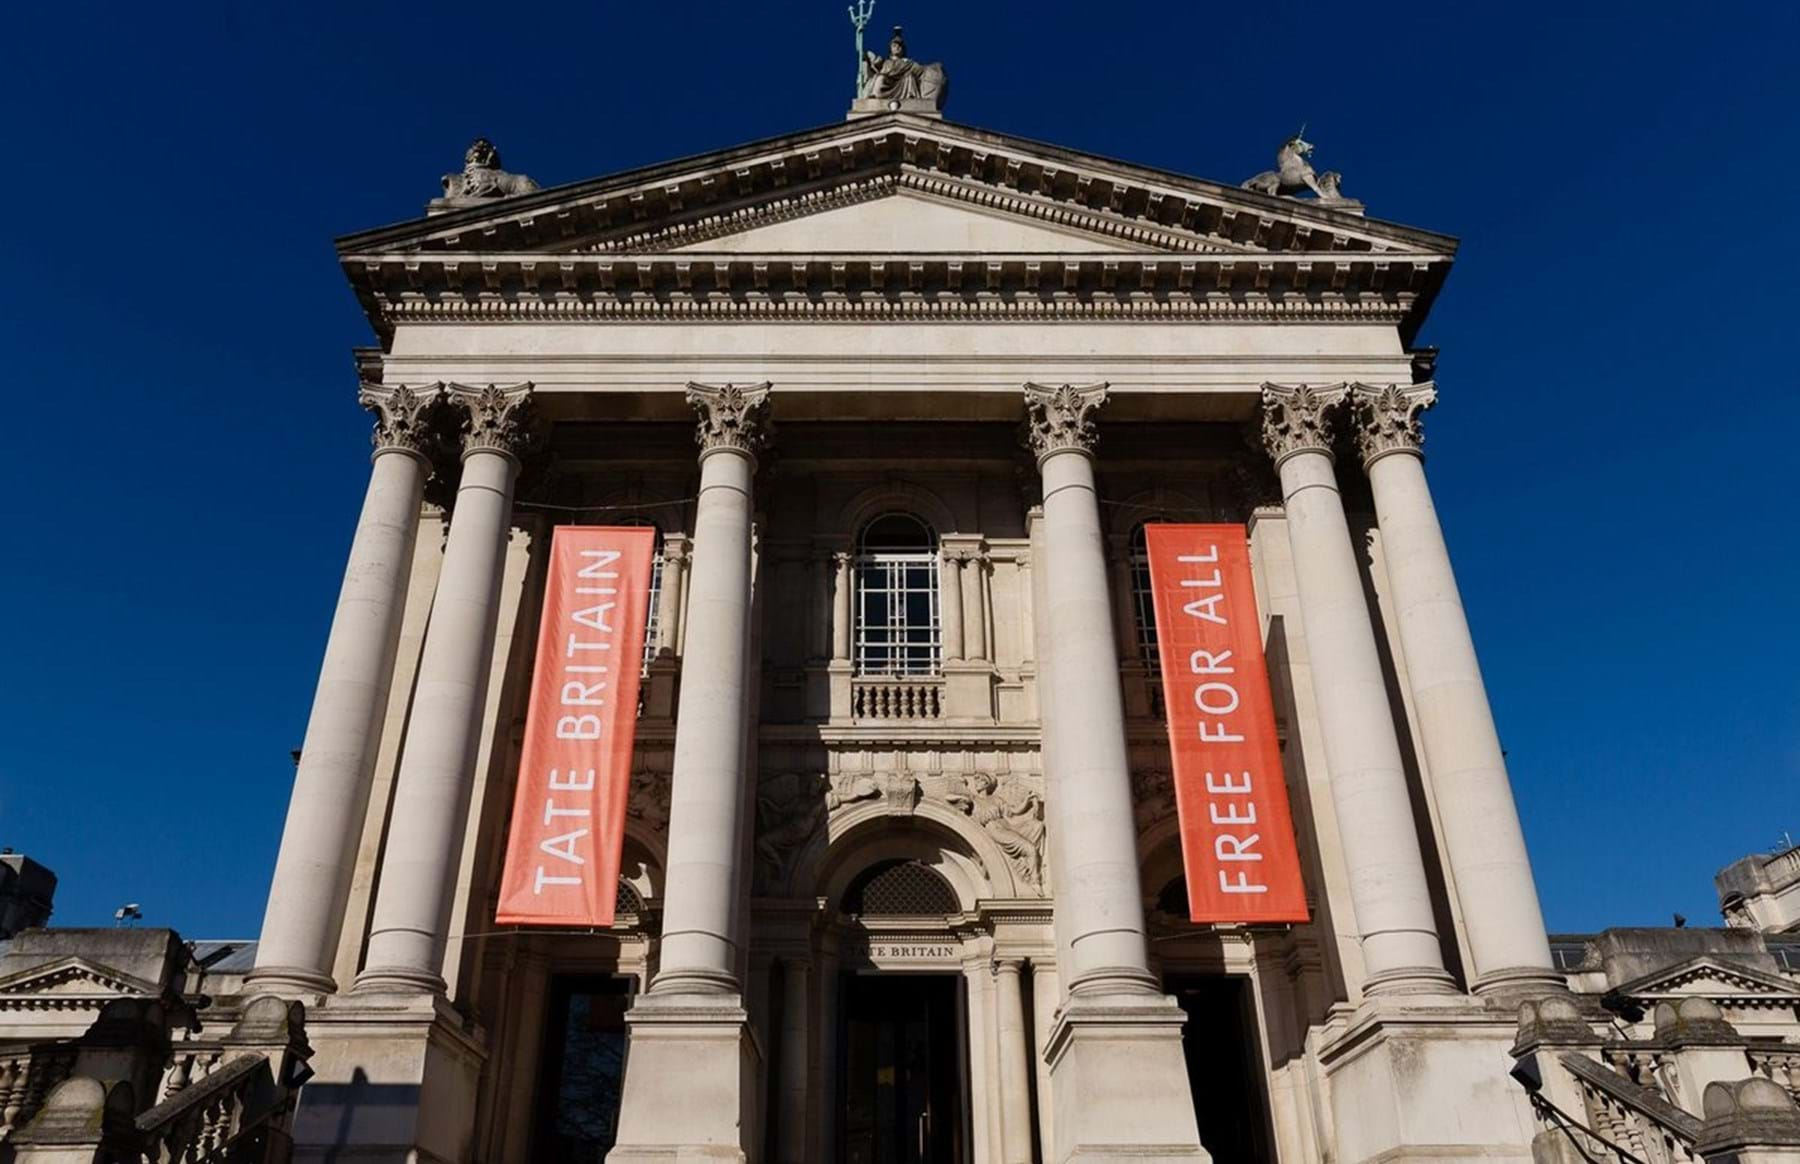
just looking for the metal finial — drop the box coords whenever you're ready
[849,0,877,97]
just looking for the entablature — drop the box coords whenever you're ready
[342,249,1448,343]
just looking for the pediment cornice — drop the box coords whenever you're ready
[0,956,164,1009]
[1606,956,1800,1011]
[338,115,1456,345]
[339,115,1456,261]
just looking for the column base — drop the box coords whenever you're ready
[609,992,763,1164]
[1472,964,1569,1003]
[242,964,339,999]
[1318,993,1533,1164]
[287,990,485,1164]
[350,965,448,996]
[1044,992,1211,1164]
[1361,964,1460,998]
[943,659,997,722]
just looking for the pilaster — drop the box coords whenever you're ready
[941,534,998,723]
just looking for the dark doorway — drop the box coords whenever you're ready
[1167,974,1276,1164]
[531,975,631,1164]
[838,973,966,1164]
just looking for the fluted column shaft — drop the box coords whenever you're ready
[939,548,966,662]
[1026,383,1155,996]
[656,535,689,658]
[651,382,770,995]
[1262,384,1452,995]
[961,552,989,662]
[249,385,439,996]
[995,959,1035,1164]
[357,383,533,994]
[831,551,853,663]
[1354,383,1559,994]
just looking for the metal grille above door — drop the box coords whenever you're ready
[846,860,960,917]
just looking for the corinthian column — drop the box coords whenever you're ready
[1023,382,1208,1161]
[611,382,771,1164]
[248,384,441,997]
[1026,383,1152,994]
[1352,383,1560,996]
[647,382,769,994]
[355,383,534,994]
[1262,384,1454,996]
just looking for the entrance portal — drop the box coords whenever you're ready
[1168,974,1276,1164]
[838,974,966,1164]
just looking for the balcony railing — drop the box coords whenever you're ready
[851,675,943,721]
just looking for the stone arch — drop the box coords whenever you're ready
[838,479,960,540]
[619,827,665,904]
[790,797,1023,909]
[1104,485,1215,540]
[1138,824,1186,902]
[574,489,692,539]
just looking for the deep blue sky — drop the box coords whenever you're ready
[2,3,1795,938]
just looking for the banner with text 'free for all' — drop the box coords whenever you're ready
[1144,524,1309,924]
[496,526,656,927]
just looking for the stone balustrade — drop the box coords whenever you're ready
[851,676,944,721]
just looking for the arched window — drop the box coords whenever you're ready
[615,518,663,674]
[1156,875,1190,918]
[854,513,940,676]
[1129,523,1159,660]
[844,859,960,917]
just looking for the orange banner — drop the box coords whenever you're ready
[497,526,657,927]
[1145,524,1309,924]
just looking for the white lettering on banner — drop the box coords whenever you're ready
[530,548,623,895]
[1178,550,1268,896]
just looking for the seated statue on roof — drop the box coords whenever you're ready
[859,26,947,110]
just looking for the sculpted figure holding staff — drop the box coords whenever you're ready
[859,25,948,106]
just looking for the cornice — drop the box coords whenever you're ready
[337,116,1456,261]
[342,250,1444,340]
[592,169,1248,256]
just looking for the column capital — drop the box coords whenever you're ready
[445,382,536,461]
[359,382,444,462]
[1351,381,1438,467]
[686,381,773,458]
[1260,382,1348,467]
[661,532,692,566]
[1023,382,1108,461]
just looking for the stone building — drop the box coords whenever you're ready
[6,51,1800,1164]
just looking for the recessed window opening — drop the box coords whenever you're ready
[1129,522,1159,660]
[614,518,663,674]
[854,513,941,677]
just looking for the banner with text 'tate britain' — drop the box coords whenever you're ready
[496,526,656,927]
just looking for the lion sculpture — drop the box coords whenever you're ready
[1242,132,1349,203]
[441,138,539,200]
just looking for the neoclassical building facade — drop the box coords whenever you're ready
[241,97,1569,1164]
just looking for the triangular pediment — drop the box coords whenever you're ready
[1609,957,1800,1008]
[341,114,1455,261]
[666,187,1159,254]
[337,114,1458,342]
[0,955,162,1000]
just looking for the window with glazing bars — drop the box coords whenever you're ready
[854,513,940,676]
[1129,523,1159,660]
[616,519,662,674]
